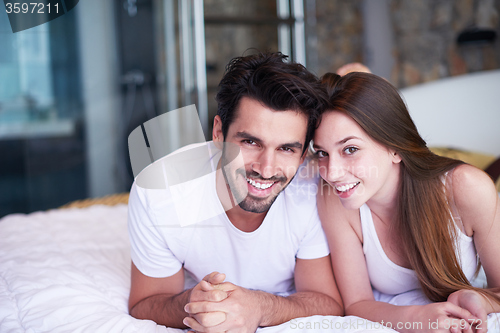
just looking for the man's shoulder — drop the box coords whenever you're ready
[129,141,222,225]
[132,140,220,195]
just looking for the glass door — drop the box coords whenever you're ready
[154,0,306,141]
[0,8,85,217]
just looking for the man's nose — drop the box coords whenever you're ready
[252,150,278,179]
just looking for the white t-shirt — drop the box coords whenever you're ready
[128,142,329,295]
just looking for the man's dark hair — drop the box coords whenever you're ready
[215,52,328,155]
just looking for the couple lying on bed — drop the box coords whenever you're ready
[127,52,500,332]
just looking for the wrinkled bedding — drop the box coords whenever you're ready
[0,205,498,333]
[0,205,172,333]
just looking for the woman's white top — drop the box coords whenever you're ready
[360,203,479,295]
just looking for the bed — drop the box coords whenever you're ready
[0,198,404,333]
[1,173,499,333]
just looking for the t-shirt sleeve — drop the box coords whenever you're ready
[295,208,330,260]
[128,182,183,278]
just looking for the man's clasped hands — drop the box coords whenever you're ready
[184,272,265,333]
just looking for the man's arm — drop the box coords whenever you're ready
[259,254,344,326]
[284,254,344,319]
[129,263,189,328]
[129,263,228,328]
[184,255,343,332]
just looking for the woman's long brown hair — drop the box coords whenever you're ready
[321,72,499,303]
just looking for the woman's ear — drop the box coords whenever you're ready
[212,115,224,148]
[391,150,402,164]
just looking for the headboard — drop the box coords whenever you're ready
[399,69,500,157]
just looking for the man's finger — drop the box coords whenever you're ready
[190,289,228,303]
[184,315,231,333]
[185,301,224,314]
[196,288,229,302]
[212,282,236,292]
[193,311,227,327]
[184,315,219,333]
[206,272,226,285]
[202,271,221,282]
[199,280,215,291]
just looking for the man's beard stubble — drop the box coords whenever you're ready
[220,151,293,214]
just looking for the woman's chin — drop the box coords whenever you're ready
[338,196,365,210]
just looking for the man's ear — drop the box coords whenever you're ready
[212,115,224,148]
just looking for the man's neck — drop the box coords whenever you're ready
[215,164,267,233]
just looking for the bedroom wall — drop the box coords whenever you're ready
[389,0,500,88]
[73,0,500,195]
[2,0,498,216]
[400,69,500,156]
[310,0,364,76]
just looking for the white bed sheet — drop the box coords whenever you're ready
[0,205,172,333]
[0,205,497,333]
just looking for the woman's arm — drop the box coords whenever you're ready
[449,164,500,313]
[317,180,480,332]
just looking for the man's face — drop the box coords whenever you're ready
[215,97,308,213]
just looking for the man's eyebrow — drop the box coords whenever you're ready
[235,131,303,150]
[235,131,261,142]
[282,141,303,150]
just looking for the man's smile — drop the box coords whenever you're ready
[245,177,276,190]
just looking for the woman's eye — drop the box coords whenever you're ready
[315,150,328,158]
[344,146,358,155]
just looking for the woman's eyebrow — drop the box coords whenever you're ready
[337,136,361,145]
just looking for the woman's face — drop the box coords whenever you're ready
[313,111,401,210]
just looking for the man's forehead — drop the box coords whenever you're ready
[234,97,307,123]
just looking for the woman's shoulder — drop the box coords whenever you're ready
[449,164,498,232]
[316,179,362,237]
[450,164,496,197]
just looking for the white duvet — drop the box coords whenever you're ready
[0,205,498,333]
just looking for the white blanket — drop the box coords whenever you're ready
[0,205,498,333]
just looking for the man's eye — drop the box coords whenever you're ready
[344,146,358,155]
[280,147,293,152]
[243,140,256,145]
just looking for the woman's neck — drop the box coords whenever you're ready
[366,164,401,226]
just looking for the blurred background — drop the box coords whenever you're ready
[0,0,499,217]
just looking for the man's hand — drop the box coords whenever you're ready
[190,272,229,302]
[184,280,264,333]
[185,272,231,330]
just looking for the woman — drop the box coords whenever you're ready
[315,72,500,332]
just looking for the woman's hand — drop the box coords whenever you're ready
[448,289,489,332]
[410,301,480,333]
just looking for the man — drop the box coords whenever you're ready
[127,52,343,332]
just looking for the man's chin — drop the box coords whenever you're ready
[237,196,276,214]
